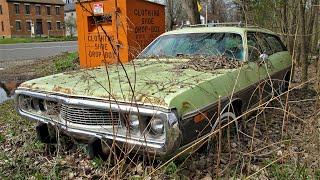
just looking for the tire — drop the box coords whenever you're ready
[279,72,290,94]
[205,106,241,154]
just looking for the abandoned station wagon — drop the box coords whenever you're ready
[15,25,292,158]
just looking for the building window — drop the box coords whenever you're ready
[1,21,4,32]
[55,6,60,15]
[16,21,22,31]
[14,4,20,14]
[25,4,30,14]
[56,21,61,31]
[36,5,41,15]
[26,21,31,31]
[46,5,51,16]
[0,5,3,15]
[47,22,52,31]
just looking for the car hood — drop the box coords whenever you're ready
[19,58,237,108]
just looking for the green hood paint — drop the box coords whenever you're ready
[20,58,252,115]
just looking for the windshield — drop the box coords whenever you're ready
[139,33,244,60]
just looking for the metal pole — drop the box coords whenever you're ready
[206,3,208,25]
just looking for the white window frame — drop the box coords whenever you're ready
[15,20,22,31]
[26,20,32,31]
[46,5,51,16]
[35,4,41,16]
[24,3,30,15]
[55,6,60,16]
[14,3,20,15]
[47,21,52,31]
[56,21,61,31]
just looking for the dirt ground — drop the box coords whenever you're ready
[0,52,77,93]
[0,58,53,82]
[0,59,319,179]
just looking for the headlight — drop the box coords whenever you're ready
[129,114,140,130]
[18,95,60,115]
[44,101,60,115]
[150,118,164,135]
[38,99,47,112]
[19,95,33,111]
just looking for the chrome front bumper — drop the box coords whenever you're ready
[15,89,182,157]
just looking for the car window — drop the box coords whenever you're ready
[139,33,244,60]
[247,34,260,62]
[256,34,272,53]
[263,34,287,54]
[248,32,272,54]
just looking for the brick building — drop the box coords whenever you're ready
[0,0,64,38]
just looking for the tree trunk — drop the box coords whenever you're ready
[306,0,317,53]
[312,0,319,53]
[282,1,290,51]
[166,0,174,31]
[182,0,201,24]
[299,0,308,88]
[288,0,299,54]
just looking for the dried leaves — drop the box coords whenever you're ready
[173,55,242,72]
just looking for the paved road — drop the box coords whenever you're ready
[0,41,78,62]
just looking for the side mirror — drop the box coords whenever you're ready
[260,54,269,61]
[259,53,269,65]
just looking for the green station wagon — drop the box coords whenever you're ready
[15,25,292,158]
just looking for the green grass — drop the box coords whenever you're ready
[38,51,79,76]
[264,159,317,180]
[164,161,178,175]
[54,52,79,72]
[0,36,77,44]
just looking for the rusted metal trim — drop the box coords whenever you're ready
[16,88,172,112]
[15,90,181,156]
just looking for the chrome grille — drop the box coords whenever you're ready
[60,104,120,126]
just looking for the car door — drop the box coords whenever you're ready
[241,32,272,110]
[262,33,292,93]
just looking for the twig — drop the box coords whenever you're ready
[216,96,222,179]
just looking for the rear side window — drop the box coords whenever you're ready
[247,32,275,61]
[247,32,272,54]
[247,34,260,61]
[264,34,287,53]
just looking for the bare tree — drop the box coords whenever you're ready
[65,15,77,37]
[312,2,320,53]
[166,0,183,30]
[166,0,174,30]
[182,0,201,24]
[299,0,308,88]
[207,0,228,22]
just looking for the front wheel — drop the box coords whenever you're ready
[205,109,241,154]
[278,72,291,94]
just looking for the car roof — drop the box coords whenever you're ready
[163,26,277,36]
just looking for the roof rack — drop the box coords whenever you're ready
[179,24,208,29]
[180,21,262,29]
